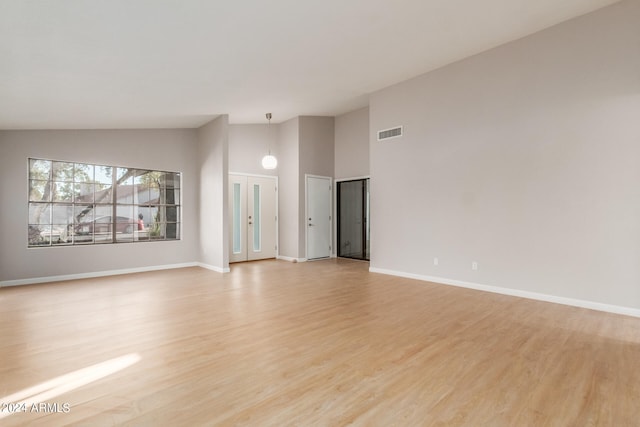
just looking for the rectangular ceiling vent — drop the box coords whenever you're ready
[377,126,403,141]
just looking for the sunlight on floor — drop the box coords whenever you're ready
[0,353,141,419]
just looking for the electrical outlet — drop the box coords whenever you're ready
[472,261,478,271]
[433,257,439,266]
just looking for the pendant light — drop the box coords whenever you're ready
[261,113,277,169]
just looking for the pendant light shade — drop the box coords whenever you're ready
[261,154,278,169]
[262,113,277,170]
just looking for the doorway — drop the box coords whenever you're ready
[337,178,369,261]
[306,175,332,260]
[229,174,277,263]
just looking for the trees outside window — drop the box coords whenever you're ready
[28,159,181,247]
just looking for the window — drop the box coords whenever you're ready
[28,159,181,247]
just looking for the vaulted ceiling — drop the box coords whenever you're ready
[0,0,620,129]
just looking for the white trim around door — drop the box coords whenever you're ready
[305,174,333,261]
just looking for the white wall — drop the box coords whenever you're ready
[197,115,229,272]
[276,117,300,259]
[0,129,200,283]
[229,124,278,176]
[369,0,640,310]
[334,107,369,256]
[299,116,335,259]
[335,107,369,179]
[273,116,335,260]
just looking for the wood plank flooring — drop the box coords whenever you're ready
[1,258,639,426]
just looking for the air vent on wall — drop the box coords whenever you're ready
[377,126,403,141]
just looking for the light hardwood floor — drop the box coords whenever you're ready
[1,259,639,426]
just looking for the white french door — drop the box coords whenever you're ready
[229,174,277,263]
[306,175,332,260]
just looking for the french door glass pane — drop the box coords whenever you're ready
[253,184,261,251]
[233,183,241,254]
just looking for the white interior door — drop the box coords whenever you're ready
[306,175,332,260]
[229,175,248,263]
[229,174,277,263]
[247,176,277,261]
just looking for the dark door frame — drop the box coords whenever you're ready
[336,178,369,261]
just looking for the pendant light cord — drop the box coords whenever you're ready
[266,113,272,155]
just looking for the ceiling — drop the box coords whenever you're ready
[0,0,620,129]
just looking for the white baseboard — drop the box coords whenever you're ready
[369,267,640,318]
[276,256,307,263]
[197,263,230,273]
[0,262,200,288]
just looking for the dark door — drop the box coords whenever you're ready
[337,178,369,261]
